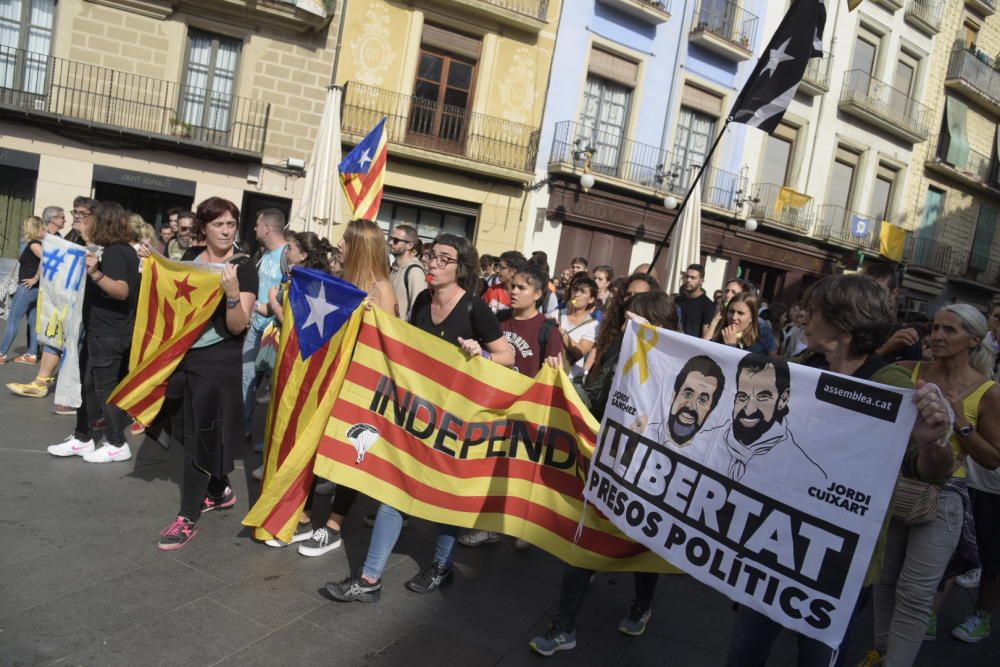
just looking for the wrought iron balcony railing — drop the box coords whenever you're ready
[747,183,813,233]
[952,248,1000,284]
[839,69,931,141]
[478,0,549,20]
[904,234,953,274]
[341,81,539,172]
[946,48,1000,110]
[0,45,269,155]
[548,120,743,211]
[925,133,1000,191]
[691,0,758,52]
[904,0,944,33]
[801,53,833,93]
[815,204,882,253]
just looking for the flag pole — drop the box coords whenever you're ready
[649,116,732,271]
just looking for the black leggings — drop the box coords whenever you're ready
[179,447,230,522]
[554,565,658,631]
[304,481,359,518]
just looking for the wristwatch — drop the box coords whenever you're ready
[226,296,241,309]
[954,421,974,437]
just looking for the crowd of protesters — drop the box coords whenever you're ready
[0,197,998,667]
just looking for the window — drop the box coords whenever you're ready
[760,123,797,186]
[409,25,480,151]
[964,20,980,50]
[0,0,55,95]
[827,147,859,212]
[674,107,717,191]
[579,48,637,176]
[870,164,897,221]
[181,30,241,136]
[970,205,997,271]
[375,200,474,244]
[852,35,878,76]
[918,187,943,239]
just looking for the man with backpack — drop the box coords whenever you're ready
[459,263,564,547]
[388,224,426,320]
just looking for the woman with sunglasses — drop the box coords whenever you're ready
[325,233,513,603]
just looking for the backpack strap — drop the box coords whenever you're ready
[402,262,424,313]
[538,318,557,356]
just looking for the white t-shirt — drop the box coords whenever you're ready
[560,313,598,380]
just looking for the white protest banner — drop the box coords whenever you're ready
[36,235,88,407]
[584,323,917,649]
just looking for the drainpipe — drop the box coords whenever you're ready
[329,0,349,85]
[659,0,691,158]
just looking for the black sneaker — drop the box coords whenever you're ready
[325,574,381,603]
[405,561,454,594]
[363,512,410,528]
[297,526,342,557]
[617,602,652,636]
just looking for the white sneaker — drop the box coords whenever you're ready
[264,522,314,547]
[957,568,982,589]
[458,529,501,547]
[82,442,132,463]
[47,435,95,457]
[252,465,264,481]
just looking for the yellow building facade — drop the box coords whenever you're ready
[332,0,561,256]
[900,0,1000,309]
[0,0,337,256]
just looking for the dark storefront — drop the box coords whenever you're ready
[0,148,39,258]
[92,165,196,230]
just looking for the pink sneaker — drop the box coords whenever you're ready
[201,487,236,513]
[158,516,197,550]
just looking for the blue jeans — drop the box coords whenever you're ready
[241,325,263,432]
[0,284,38,357]
[361,503,459,581]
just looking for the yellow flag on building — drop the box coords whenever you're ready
[773,187,812,217]
[879,223,906,262]
[108,254,223,426]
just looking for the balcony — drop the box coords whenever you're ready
[838,70,931,143]
[0,46,268,158]
[689,0,757,62]
[747,183,814,234]
[964,0,997,17]
[548,120,743,212]
[597,0,671,24]
[444,0,550,31]
[904,0,944,35]
[904,234,954,274]
[945,48,1000,113]
[924,134,1000,195]
[341,82,539,177]
[815,205,882,254]
[800,53,832,96]
[950,249,1000,286]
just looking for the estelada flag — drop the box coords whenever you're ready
[314,307,672,572]
[108,253,223,426]
[243,267,367,542]
[339,117,387,220]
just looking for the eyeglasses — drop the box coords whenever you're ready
[178,225,193,232]
[388,237,410,245]
[423,252,459,267]
[71,210,92,218]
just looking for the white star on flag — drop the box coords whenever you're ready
[358,148,372,168]
[303,283,339,337]
[762,38,794,78]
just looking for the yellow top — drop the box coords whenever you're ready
[911,362,995,478]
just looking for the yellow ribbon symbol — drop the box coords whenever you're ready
[43,305,68,348]
[622,324,659,384]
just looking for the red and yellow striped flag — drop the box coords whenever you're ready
[314,307,672,572]
[108,254,222,425]
[338,117,387,220]
[243,271,367,543]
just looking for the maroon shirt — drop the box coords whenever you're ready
[498,311,564,377]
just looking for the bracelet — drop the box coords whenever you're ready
[481,350,491,360]
[89,271,104,282]
[226,297,241,309]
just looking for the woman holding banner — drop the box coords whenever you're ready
[722,275,955,667]
[46,202,139,465]
[865,304,1000,666]
[155,197,257,550]
[325,232,513,602]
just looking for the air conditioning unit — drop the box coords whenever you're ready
[903,297,927,315]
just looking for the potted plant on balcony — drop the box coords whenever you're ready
[169,115,192,138]
[739,34,751,49]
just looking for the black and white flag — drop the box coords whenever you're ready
[729,0,826,134]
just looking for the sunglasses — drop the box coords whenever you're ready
[388,237,410,244]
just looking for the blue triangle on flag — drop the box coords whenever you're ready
[288,266,367,360]
[338,117,387,174]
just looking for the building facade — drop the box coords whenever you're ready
[899,0,1000,311]
[332,0,561,256]
[0,0,339,256]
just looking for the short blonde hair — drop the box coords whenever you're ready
[128,214,156,244]
[21,216,44,242]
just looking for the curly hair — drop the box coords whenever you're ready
[809,274,892,356]
[290,231,335,272]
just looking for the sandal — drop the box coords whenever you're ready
[0,354,7,365]
[14,354,37,364]
[7,376,54,398]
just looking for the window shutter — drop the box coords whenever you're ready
[680,83,723,117]
[421,24,481,60]
[588,47,638,87]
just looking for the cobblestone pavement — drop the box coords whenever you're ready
[0,360,998,666]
